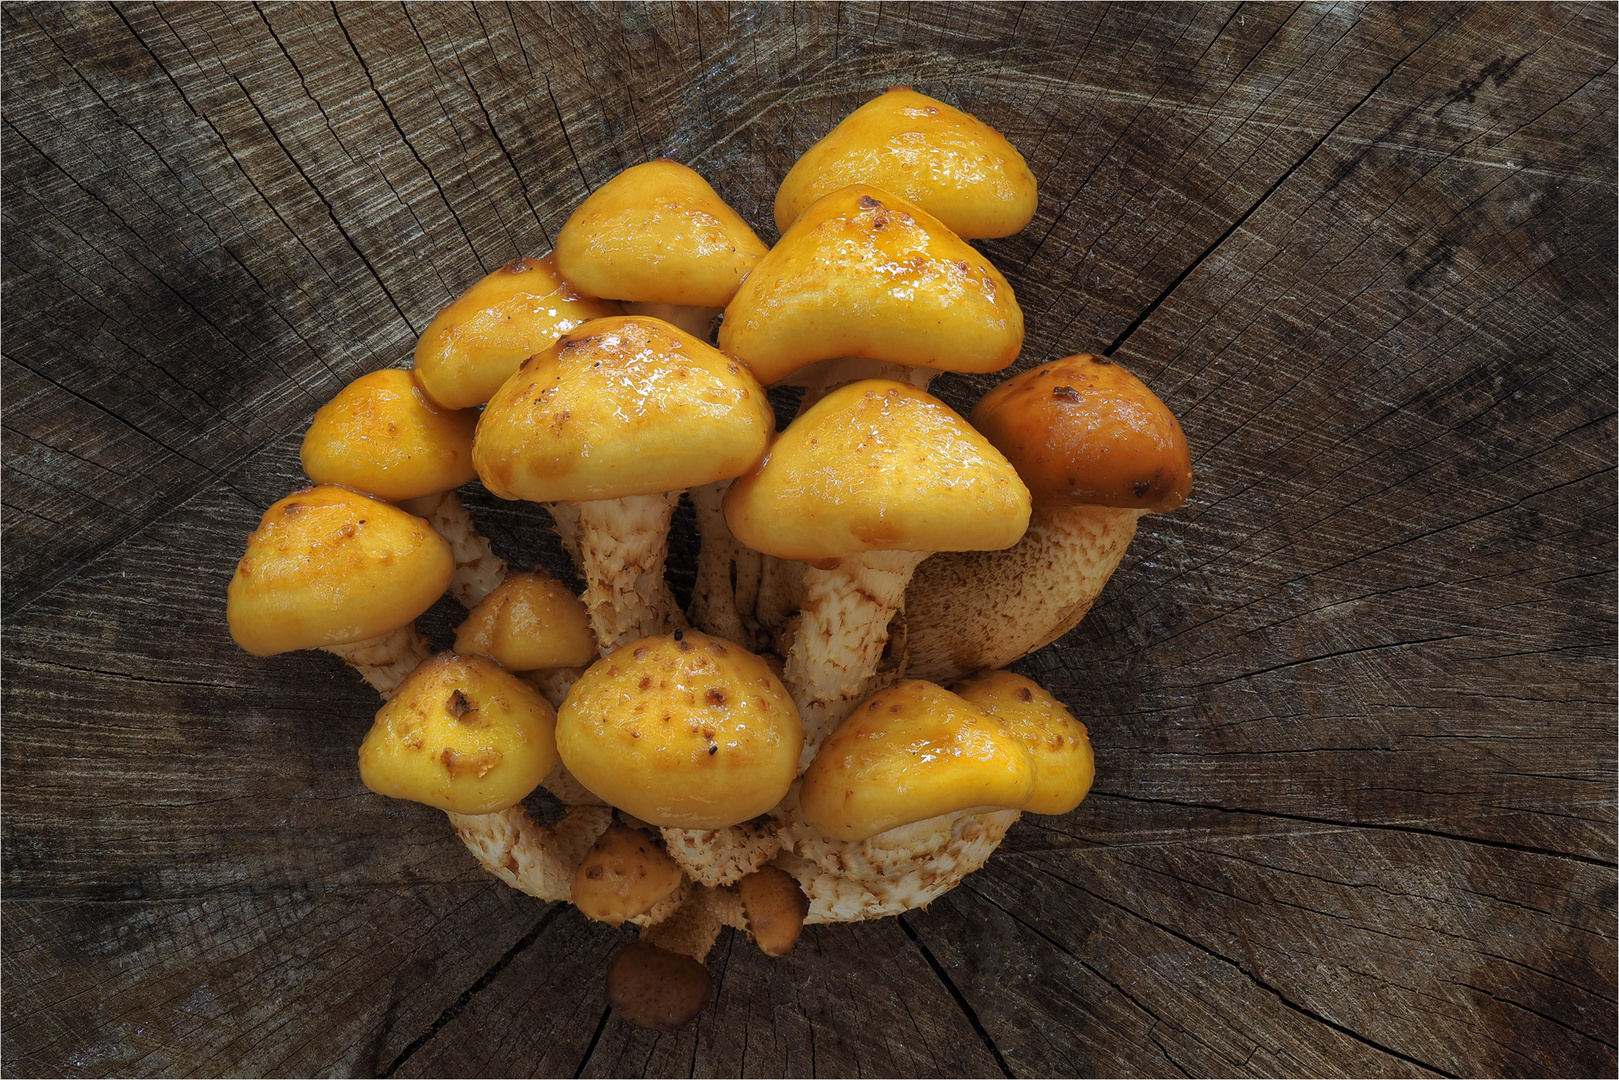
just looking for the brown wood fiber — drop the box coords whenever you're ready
[3,3,1613,1076]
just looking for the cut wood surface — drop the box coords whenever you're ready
[3,3,1614,1077]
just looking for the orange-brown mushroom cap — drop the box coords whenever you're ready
[969,354,1193,512]
[300,369,478,502]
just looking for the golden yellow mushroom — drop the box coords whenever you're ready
[952,670,1095,816]
[300,369,479,503]
[776,86,1038,240]
[800,679,1035,843]
[413,254,620,411]
[358,653,559,814]
[453,570,597,673]
[556,630,802,829]
[227,485,453,664]
[719,184,1023,387]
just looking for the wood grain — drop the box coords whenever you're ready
[3,2,1613,1076]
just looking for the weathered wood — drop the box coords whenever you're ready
[3,2,1613,1077]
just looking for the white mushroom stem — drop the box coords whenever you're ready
[447,803,614,902]
[399,491,508,608]
[783,548,930,764]
[641,884,747,961]
[545,501,582,565]
[660,816,785,888]
[785,357,938,412]
[620,301,722,341]
[687,480,765,650]
[753,555,807,645]
[568,492,688,651]
[519,666,586,710]
[905,505,1145,684]
[320,624,433,698]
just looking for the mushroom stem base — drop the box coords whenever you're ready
[447,803,613,902]
[688,479,766,651]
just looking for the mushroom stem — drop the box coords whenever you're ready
[620,301,721,341]
[904,505,1145,684]
[319,624,434,698]
[447,803,614,902]
[687,480,765,650]
[545,501,583,564]
[782,548,929,762]
[641,884,747,962]
[660,817,785,888]
[399,491,508,607]
[571,491,688,651]
[754,555,807,645]
[787,357,938,413]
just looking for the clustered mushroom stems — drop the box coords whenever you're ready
[399,491,509,608]
[564,491,689,653]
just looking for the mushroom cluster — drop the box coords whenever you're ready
[225,87,1192,1029]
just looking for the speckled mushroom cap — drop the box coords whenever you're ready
[775,86,1038,239]
[800,679,1036,843]
[556,630,803,829]
[723,379,1032,562]
[969,353,1194,512]
[413,254,621,411]
[300,369,478,502]
[226,485,454,656]
[719,184,1024,386]
[555,160,769,309]
[471,315,774,503]
[953,670,1095,816]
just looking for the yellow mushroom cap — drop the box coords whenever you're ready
[718,184,1024,386]
[472,315,773,503]
[227,486,454,657]
[801,679,1035,843]
[555,160,769,309]
[299,369,479,502]
[556,631,803,829]
[775,86,1038,240]
[723,379,1031,562]
[453,570,597,672]
[970,354,1193,512]
[413,254,621,411]
[571,824,687,927]
[952,670,1095,816]
[357,653,559,814]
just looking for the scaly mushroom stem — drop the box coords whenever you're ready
[570,492,688,651]
[620,301,722,341]
[399,491,508,608]
[783,549,929,763]
[447,803,614,902]
[787,357,938,412]
[320,624,433,698]
[660,816,784,888]
[687,480,765,650]
[545,502,582,565]
[754,555,806,645]
[905,505,1145,684]
[641,885,747,961]
[521,666,586,710]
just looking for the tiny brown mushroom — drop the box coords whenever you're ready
[571,824,687,927]
[605,940,712,1031]
[737,866,809,957]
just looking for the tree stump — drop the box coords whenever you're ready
[3,4,1613,1076]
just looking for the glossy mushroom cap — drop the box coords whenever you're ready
[556,631,803,829]
[775,87,1038,239]
[723,379,1031,562]
[953,670,1095,816]
[413,255,620,410]
[800,679,1035,843]
[555,160,769,309]
[970,354,1193,512]
[473,316,773,503]
[300,369,478,502]
[719,184,1024,386]
[453,571,597,672]
[227,486,454,656]
[357,653,560,814]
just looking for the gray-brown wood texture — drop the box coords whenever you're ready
[3,3,1613,1077]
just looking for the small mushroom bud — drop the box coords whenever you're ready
[571,824,687,927]
[775,86,1038,240]
[413,254,620,411]
[556,631,802,829]
[358,653,559,814]
[801,679,1035,843]
[738,866,809,957]
[952,670,1095,816]
[227,486,453,658]
[299,369,479,503]
[453,571,598,672]
[605,940,711,1031]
